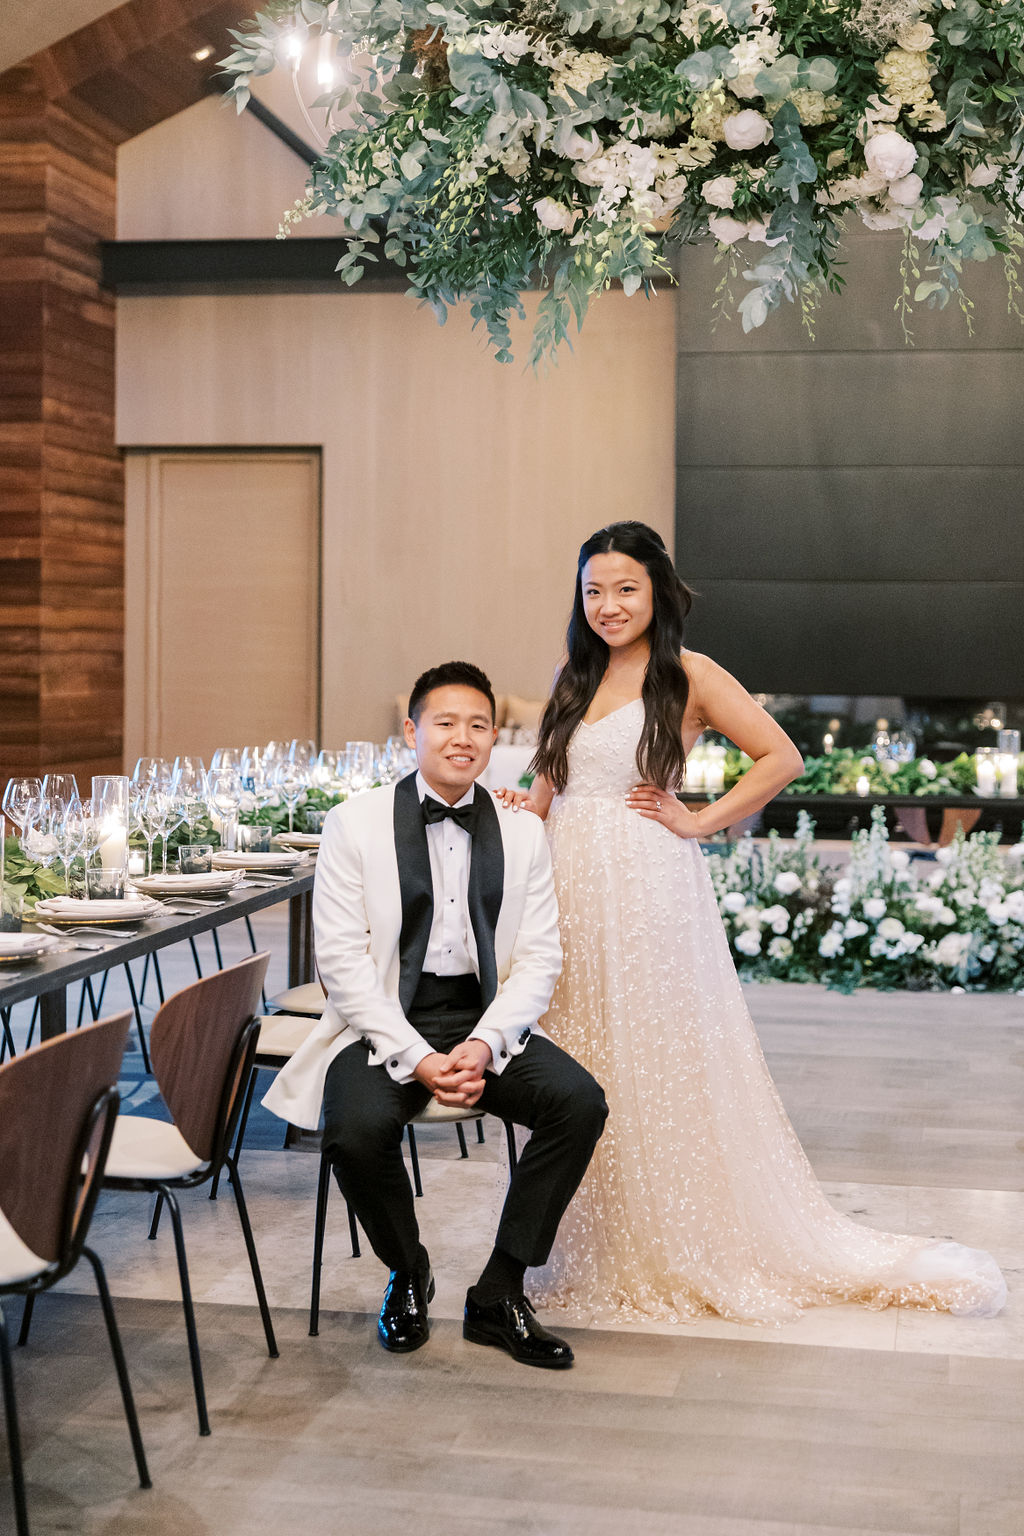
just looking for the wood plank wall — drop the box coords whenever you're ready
[0,68,123,789]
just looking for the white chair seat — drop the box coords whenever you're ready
[267,983,325,1016]
[106,1115,204,1180]
[0,1206,46,1286]
[412,1100,484,1125]
[255,1014,315,1059]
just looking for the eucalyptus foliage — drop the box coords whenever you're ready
[222,0,1024,357]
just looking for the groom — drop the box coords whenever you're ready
[264,661,607,1367]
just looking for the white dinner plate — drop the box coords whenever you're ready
[34,896,160,922]
[212,851,306,872]
[0,933,64,963]
[132,871,245,896]
[272,833,322,850]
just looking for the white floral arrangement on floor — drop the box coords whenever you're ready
[221,0,1024,358]
[708,808,1024,991]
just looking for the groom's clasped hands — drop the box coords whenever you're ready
[413,1037,491,1108]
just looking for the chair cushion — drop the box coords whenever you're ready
[0,1206,46,1286]
[267,982,326,1016]
[105,1115,204,1181]
[412,1101,485,1125]
[256,1014,315,1060]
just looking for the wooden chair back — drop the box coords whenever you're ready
[0,1014,131,1266]
[149,953,270,1163]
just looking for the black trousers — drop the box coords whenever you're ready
[321,986,607,1274]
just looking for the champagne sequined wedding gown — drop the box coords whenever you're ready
[533,700,1006,1324]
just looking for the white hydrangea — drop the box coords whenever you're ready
[768,936,794,960]
[774,871,802,895]
[734,929,763,956]
[819,928,845,958]
[721,891,748,912]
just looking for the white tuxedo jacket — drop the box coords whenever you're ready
[262,774,562,1130]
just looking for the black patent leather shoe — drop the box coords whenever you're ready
[463,1292,574,1368]
[377,1265,435,1353]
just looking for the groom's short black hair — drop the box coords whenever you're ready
[408,661,496,723]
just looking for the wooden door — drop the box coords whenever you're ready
[124,450,321,764]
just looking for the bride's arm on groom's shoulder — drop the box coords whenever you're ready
[493,774,554,819]
[628,653,803,840]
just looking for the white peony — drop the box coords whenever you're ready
[707,213,750,244]
[774,871,802,895]
[734,929,763,956]
[844,918,869,939]
[863,897,888,920]
[534,197,576,233]
[703,175,738,208]
[819,929,845,958]
[889,172,924,205]
[723,109,773,150]
[721,891,748,912]
[864,130,917,182]
[768,936,794,960]
[878,916,906,940]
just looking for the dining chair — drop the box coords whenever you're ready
[309,1101,520,1337]
[0,1013,150,1536]
[100,952,277,1437]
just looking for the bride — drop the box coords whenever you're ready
[502,519,1005,1325]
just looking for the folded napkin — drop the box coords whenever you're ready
[35,896,156,919]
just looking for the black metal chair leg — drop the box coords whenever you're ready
[211,929,224,972]
[151,951,165,1005]
[161,1186,210,1436]
[347,1200,360,1260]
[25,1000,39,1052]
[82,1247,152,1491]
[148,1193,164,1241]
[476,1119,485,1144]
[455,1122,469,1158]
[504,1120,519,1172]
[122,965,152,1074]
[76,978,90,1029]
[406,1122,423,1197]
[138,952,151,1007]
[15,1294,34,1348]
[96,970,110,1010]
[225,1156,278,1359]
[188,937,203,979]
[243,917,268,1012]
[0,1009,15,1062]
[310,1152,331,1336]
[0,1306,29,1536]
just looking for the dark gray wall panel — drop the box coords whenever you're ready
[684,580,1024,697]
[676,467,1024,582]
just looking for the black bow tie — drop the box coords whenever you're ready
[422,796,476,834]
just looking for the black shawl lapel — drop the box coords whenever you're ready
[393,772,434,1015]
[467,788,504,1009]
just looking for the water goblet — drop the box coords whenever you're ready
[132,756,171,789]
[54,795,87,894]
[42,772,80,806]
[273,758,307,834]
[2,777,43,844]
[144,782,183,875]
[172,758,209,843]
[207,767,244,852]
[210,747,243,772]
[22,798,60,879]
[345,742,377,797]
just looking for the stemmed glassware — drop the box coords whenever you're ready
[54,795,87,894]
[888,729,917,765]
[172,757,209,844]
[42,772,79,806]
[210,747,243,772]
[207,767,244,852]
[143,782,183,875]
[132,756,171,790]
[345,742,377,797]
[288,738,317,769]
[272,757,308,834]
[21,798,60,880]
[2,777,43,847]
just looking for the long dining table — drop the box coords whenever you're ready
[0,869,315,1042]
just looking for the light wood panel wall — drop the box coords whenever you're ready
[116,290,677,743]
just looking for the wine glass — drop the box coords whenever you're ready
[54,795,87,894]
[173,758,209,843]
[289,738,317,769]
[346,742,377,796]
[22,798,60,879]
[210,747,243,771]
[889,729,917,765]
[272,758,307,834]
[42,772,80,806]
[2,777,43,844]
[207,767,243,852]
[129,787,156,876]
[312,749,339,790]
[143,782,182,875]
[132,756,171,788]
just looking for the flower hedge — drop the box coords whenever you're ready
[709,807,1024,990]
[720,745,1023,795]
[222,0,1024,358]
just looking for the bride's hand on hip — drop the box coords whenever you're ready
[626,784,704,839]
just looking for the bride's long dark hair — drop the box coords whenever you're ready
[532,521,694,794]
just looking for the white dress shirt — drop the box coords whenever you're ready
[416,771,478,976]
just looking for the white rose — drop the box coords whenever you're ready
[774,871,802,895]
[878,916,905,940]
[723,110,773,150]
[864,130,917,182]
[833,877,852,897]
[932,933,969,967]
[936,846,955,865]
[869,936,889,957]
[902,931,925,953]
[534,197,575,233]
[721,891,748,912]
[863,897,888,920]
[860,205,904,231]
[1005,890,1024,918]
[703,175,738,208]
[889,172,923,205]
[896,20,935,49]
[891,850,911,870]
[707,213,750,245]
[819,930,845,958]
[936,906,956,925]
[844,918,869,939]
[987,902,1010,927]
[761,904,790,931]
[918,758,937,779]
[965,159,1000,188]
[734,929,762,956]
[767,936,793,960]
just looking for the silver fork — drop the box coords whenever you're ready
[36,921,139,939]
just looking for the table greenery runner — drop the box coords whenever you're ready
[721,745,1024,794]
[711,808,1024,990]
[222,0,1024,358]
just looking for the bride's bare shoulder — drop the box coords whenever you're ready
[680,649,715,686]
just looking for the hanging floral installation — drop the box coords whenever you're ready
[221,0,1024,358]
